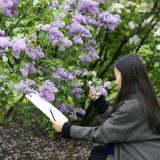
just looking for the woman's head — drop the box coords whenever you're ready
[112,54,160,134]
[114,54,149,93]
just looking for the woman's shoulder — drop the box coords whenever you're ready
[119,97,141,113]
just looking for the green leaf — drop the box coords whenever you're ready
[33,0,39,7]
[91,71,97,77]
[5,21,12,29]
[20,19,31,27]
[7,80,15,90]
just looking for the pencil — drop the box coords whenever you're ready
[50,109,56,121]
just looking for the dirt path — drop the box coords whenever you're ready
[0,122,95,160]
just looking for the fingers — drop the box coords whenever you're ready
[89,90,102,100]
[97,92,102,96]
[50,120,63,132]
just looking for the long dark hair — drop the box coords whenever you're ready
[110,54,160,134]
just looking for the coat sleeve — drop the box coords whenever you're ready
[96,105,112,125]
[62,99,148,144]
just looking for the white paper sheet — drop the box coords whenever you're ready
[25,91,68,123]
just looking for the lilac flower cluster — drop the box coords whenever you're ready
[0,37,11,49]
[11,38,27,58]
[38,80,58,102]
[77,0,100,15]
[69,107,86,121]
[73,68,89,77]
[59,103,85,121]
[75,107,86,116]
[50,21,65,28]
[15,79,35,94]
[71,83,83,99]
[67,23,92,38]
[54,67,74,80]
[86,16,101,27]
[59,104,70,115]
[95,86,107,96]
[0,0,20,18]
[91,81,111,97]
[73,70,83,76]
[80,46,99,63]
[98,11,121,30]
[51,0,59,8]
[48,27,72,51]
[73,36,83,45]
[26,46,44,60]
[72,14,87,24]
[21,63,36,77]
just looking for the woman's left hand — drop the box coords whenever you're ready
[50,120,65,132]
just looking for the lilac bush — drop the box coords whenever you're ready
[0,0,123,125]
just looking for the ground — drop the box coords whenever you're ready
[0,120,95,160]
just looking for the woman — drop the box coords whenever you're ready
[51,54,160,160]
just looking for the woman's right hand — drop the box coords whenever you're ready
[89,91,109,114]
[89,90,102,101]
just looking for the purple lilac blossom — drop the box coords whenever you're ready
[48,27,72,50]
[59,104,70,115]
[69,111,78,121]
[98,11,121,30]
[67,23,92,38]
[96,87,107,96]
[38,80,58,102]
[80,46,99,63]
[86,16,101,27]
[0,29,5,36]
[59,37,72,51]
[48,27,64,46]
[60,4,70,13]
[0,37,10,49]
[77,0,100,15]
[88,51,99,60]
[15,79,35,94]
[21,63,36,77]
[71,82,79,88]
[88,39,96,46]
[72,14,86,24]
[86,46,99,60]
[54,67,74,80]
[103,81,111,88]
[26,46,44,60]
[71,87,83,99]
[12,38,27,58]
[80,54,92,63]
[52,0,59,8]
[73,70,83,76]
[73,36,83,45]
[76,107,86,116]
[36,24,50,31]
[0,0,20,18]
[67,104,74,111]
[51,21,65,28]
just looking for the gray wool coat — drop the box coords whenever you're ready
[64,97,160,160]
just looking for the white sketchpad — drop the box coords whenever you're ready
[25,91,68,123]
